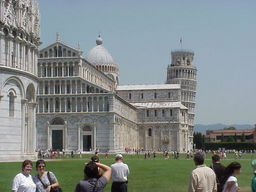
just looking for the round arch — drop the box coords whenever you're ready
[26,83,35,102]
[2,76,25,98]
[50,117,65,125]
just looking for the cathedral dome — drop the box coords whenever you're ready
[86,36,116,66]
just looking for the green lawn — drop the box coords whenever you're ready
[0,153,255,192]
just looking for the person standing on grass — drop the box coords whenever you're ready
[33,159,60,192]
[111,154,130,192]
[12,160,36,192]
[222,162,241,192]
[75,161,111,192]
[210,155,225,192]
[188,152,217,192]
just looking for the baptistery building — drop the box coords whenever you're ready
[0,0,40,160]
[36,35,197,153]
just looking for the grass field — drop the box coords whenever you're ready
[0,153,255,192]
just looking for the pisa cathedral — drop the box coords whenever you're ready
[0,0,197,160]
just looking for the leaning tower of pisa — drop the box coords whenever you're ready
[166,50,197,150]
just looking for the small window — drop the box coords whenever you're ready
[9,92,15,117]
[168,92,171,98]
[45,85,48,94]
[170,109,173,116]
[55,99,59,109]
[162,109,165,117]
[154,92,157,99]
[148,128,152,137]
[129,93,132,99]
[146,110,149,117]
[154,110,157,117]
[141,93,144,99]
[67,100,71,111]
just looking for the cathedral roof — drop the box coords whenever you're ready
[116,84,180,91]
[86,35,116,66]
[132,102,187,109]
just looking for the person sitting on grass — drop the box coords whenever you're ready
[75,161,111,192]
[222,162,241,192]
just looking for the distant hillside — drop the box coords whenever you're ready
[194,124,254,134]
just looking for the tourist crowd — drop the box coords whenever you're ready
[11,152,256,192]
[11,154,129,192]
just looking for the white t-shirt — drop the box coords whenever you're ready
[12,173,36,192]
[223,176,238,192]
[111,162,130,182]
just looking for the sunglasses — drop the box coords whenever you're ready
[38,165,45,168]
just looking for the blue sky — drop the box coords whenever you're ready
[39,0,256,125]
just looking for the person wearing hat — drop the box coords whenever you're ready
[252,160,256,192]
[111,154,130,192]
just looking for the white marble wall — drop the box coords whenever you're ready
[117,89,181,103]
[0,68,38,160]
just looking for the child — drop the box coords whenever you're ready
[252,160,256,192]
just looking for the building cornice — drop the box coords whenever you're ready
[0,66,39,81]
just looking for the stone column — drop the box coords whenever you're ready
[102,97,105,112]
[48,98,50,113]
[152,128,155,150]
[92,97,94,112]
[0,32,3,65]
[64,121,68,150]
[60,97,62,112]
[53,97,55,113]
[47,121,50,150]
[67,63,70,76]
[75,97,78,112]
[62,63,64,77]
[64,80,67,94]
[97,97,99,112]
[51,63,53,77]
[77,126,81,151]
[42,98,45,113]
[70,97,72,112]
[70,80,72,94]
[85,97,88,112]
[64,97,67,112]
[53,80,55,94]
[42,81,45,95]
[93,125,96,150]
[39,63,42,77]
[80,97,83,112]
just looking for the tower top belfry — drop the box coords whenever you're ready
[170,50,194,67]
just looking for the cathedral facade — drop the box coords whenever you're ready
[36,36,197,153]
[0,0,40,160]
[0,1,197,160]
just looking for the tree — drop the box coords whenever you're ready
[226,136,235,143]
[234,133,237,143]
[193,132,205,149]
[221,133,224,142]
[241,133,246,142]
[224,126,236,130]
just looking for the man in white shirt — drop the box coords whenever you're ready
[188,152,217,192]
[111,154,130,192]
